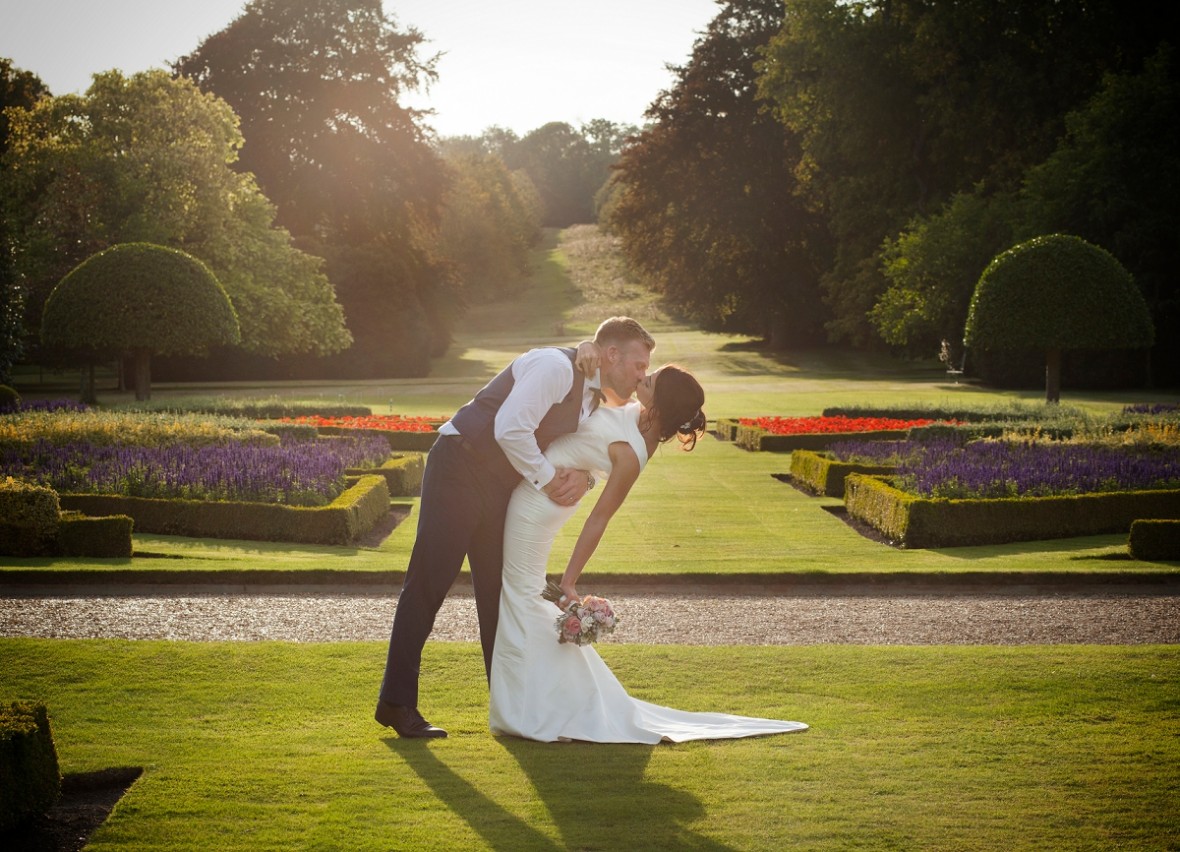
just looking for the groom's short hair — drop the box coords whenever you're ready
[594,317,655,351]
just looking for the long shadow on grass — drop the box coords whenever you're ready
[386,739,561,850]
[499,738,735,851]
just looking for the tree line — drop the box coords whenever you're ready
[3,0,1176,389]
[0,0,630,386]
[604,0,1177,387]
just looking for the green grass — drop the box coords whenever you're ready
[2,640,1177,850]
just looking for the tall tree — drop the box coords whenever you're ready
[502,122,596,227]
[1,70,350,365]
[436,151,541,302]
[0,58,49,383]
[173,0,453,374]
[874,43,1180,383]
[759,0,1164,347]
[608,0,829,347]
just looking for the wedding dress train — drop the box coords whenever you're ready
[488,403,808,743]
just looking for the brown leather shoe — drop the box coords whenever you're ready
[375,700,447,738]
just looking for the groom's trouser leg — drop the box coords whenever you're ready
[379,438,509,707]
[467,494,508,682]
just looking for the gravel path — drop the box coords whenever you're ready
[2,586,1178,645]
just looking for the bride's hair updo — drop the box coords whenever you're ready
[645,364,706,451]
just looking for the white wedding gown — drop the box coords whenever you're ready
[488,402,808,743]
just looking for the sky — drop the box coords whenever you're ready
[0,0,722,137]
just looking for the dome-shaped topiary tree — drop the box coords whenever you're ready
[41,243,240,401]
[963,234,1154,402]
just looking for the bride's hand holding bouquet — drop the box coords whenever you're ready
[541,581,619,646]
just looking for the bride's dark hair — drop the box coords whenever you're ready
[643,364,706,451]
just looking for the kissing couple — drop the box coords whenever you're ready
[375,317,807,742]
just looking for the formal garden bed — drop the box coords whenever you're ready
[0,405,415,547]
[767,404,1180,550]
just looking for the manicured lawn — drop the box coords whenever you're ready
[2,640,1176,850]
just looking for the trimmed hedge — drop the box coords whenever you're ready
[0,701,61,832]
[789,450,897,498]
[820,403,1081,423]
[713,418,741,442]
[1,478,134,558]
[60,474,391,545]
[0,478,61,556]
[736,423,910,453]
[57,511,134,557]
[317,425,438,452]
[1128,519,1180,561]
[843,473,1180,548]
[120,398,372,419]
[346,453,424,497]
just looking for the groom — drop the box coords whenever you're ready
[376,317,656,737]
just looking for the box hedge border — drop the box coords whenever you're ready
[736,424,911,453]
[714,418,741,442]
[317,425,438,452]
[843,473,1180,548]
[346,453,423,497]
[0,700,60,832]
[789,449,897,498]
[56,512,134,557]
[59,474,390,545]
[1128,519,1180,562]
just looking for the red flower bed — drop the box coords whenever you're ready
[739,415,943,435]
[278,414,443,433]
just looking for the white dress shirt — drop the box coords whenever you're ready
[440,348,600,490]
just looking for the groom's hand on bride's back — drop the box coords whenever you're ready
[543,468,590,506]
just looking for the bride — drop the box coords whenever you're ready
[489,364,808,743]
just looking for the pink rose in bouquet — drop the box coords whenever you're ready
[561,613,585,643]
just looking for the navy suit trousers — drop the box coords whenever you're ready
[379,435,515,708]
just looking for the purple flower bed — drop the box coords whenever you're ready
[1,434,390,506]
[0,398,90,414]
[890,440,1180,499]
[831,437,1180,498]
[829,439,943,465]
[1122,403,1180,415]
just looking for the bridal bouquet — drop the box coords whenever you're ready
[541,581,619,646]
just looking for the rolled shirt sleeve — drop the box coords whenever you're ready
[494,348,575,490]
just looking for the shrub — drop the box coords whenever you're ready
[40,242,241,401]
[789,450,897,498]
[821,401,1077,423]
[347,453,424,497]
[963,234,1154,401]
[56,511,134,558]
[0,384,20,412]
[0,701,61,832]
[316,425,439,452]
[844,473,1180,548]
[59,474,391,545]
[1128,519,1180,561]
[117,396,371,419]
[0,477,61,556]
[713,418,741,442]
